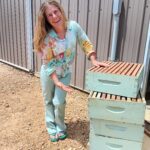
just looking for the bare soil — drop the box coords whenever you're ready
[0,62,89,150]
[1,62,150,150]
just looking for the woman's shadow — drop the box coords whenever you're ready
[66,119,90,148]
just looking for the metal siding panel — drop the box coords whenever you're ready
[0,0,4,59]
[116,0,129,61]
[61,0,69,18]
[3,0,9,61]
[33,0,36,25]
[132,0,145,62]
[97,0,113,61]
[69,0,78,86]
[12,0,19,65]
[19,0,27,68]
[86,0,100,70]
[34,0,42,73]
[139,0,150,63]
[4,0,11,62]
[127,0,139,62]
[69,0,77,19]
[76,0,88,89]
[1,0,7,60]
[121,0,146,63]
[103,0,113,60]
[7,0,13,63]
[16,0,23,66]
[23,0,28,68]
[9,0,16,64]
[122,0,134,61]
[122,0,145,63]
[97,0,105,60]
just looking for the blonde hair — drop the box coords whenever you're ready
[33,0,67,52]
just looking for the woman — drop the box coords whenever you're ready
[34,0,108,142]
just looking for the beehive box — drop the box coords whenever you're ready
[88,91,146,124]
[90,118,144,142]
[88,91,146,142]
[89,128,143,150]
[86,61,144,98]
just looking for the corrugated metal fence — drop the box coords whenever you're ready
[0,0,150,91]
[0,0,29,70]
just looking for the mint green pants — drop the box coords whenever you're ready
[40,65,71,135]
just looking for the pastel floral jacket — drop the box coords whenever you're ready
[40,20,95,77]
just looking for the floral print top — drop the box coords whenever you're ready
[40,20,95,77]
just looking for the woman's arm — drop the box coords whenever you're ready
[50,72,73,93]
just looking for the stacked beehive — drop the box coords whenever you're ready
[85,61,146,150]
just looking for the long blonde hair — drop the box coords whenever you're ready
[33,0,67,52]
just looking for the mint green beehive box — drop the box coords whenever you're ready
[88,91,146,144]
[89,128,143,150]
[86,61,144,98]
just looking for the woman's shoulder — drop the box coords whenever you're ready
[68,20,81,32]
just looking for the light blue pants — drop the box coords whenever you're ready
[40,65,71,135]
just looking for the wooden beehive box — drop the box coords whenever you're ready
[86,61,144,98]
[89,128,143,150]
[88,91,146,142]
[88,91,146,124]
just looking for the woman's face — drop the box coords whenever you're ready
[45,4,65,29]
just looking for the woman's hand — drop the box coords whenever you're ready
[91,59,109,67]
[50,72,73,93]
[90,54,109,67]
[55,81,73,93]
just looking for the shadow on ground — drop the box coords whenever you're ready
[66,120,89,148]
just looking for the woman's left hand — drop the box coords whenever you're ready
[91,59,109,67]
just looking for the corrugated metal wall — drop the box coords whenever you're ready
[0,0,28,70]
[33,0,149,90]
[0,0,150,91]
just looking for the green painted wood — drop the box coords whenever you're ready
[89,129,143,150]
[90,118,144,142]
[88,97,146,125]
[85,66,144,98]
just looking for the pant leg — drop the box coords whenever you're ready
[52,73,71,133]
[40,65,57,135]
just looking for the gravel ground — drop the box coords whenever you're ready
[0,62,89,150]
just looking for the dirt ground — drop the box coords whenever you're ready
[0,62,150,150]
[0,62,89,150]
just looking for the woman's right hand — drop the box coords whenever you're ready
[56,81,73,93]
[50,72,73,93]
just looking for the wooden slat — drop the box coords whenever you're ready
[116,63,130,74]
[111,94,116,100]
[131,98,136,102]
[111,62,126,74]
[127,97,132,102]
[131,64,142,76]
[92,91,97,98]
[121,96,126,101]
[88,66,96,71]
[116,95,121,100]
[101,62,117,73]
[97,61,113,72]
[97,92,101,98]
[106,94,111,100]
[101,93,106,99]
[126,63,138,76]
[137,98,142,103]
[121,63,134,75]
[89,91,94,98]
[106,62,123,73]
